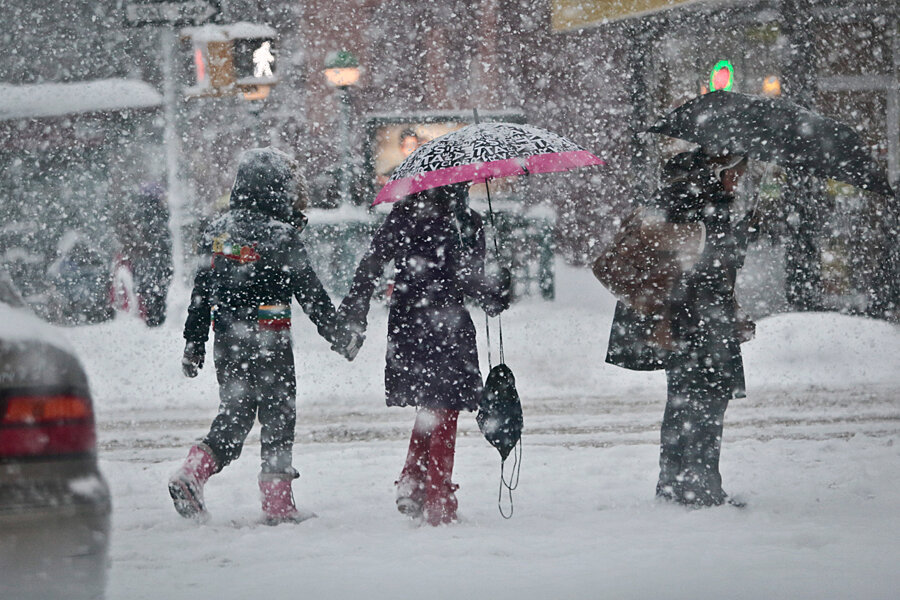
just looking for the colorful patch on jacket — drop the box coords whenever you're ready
[212,234,261,264]
[258,304,291,330]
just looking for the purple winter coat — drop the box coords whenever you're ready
[340,189,509,411]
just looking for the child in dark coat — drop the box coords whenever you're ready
[169,147,361,525]
[339,183,509,525]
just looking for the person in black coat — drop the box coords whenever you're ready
[607,149,753,507]
[339,183,510,525]
[114,183,174,326]
[169,147,361,525]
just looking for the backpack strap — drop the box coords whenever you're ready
[497,438,522,519]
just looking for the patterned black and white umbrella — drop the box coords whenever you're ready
[373,122,603,205]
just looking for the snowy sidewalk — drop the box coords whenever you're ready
[64,264,900,600]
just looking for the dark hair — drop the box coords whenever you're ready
[399,128,418,141]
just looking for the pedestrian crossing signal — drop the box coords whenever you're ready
[233,38,276,83]
[710,60,734,92]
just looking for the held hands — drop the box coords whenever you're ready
[182,341,205,378]
[736,314,756,344]
[331,328,365,361]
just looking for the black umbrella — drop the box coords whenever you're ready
[648,91,894,196]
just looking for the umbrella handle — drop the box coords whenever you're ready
[483,176,506,366]
[472,107,506,366]
[484,301,505,368]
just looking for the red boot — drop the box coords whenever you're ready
[259,471,305,526]
[395,411,433,518]
[422,409,460,526]
[169,444,217,520]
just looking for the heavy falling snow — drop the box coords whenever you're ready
[2,1,899,599]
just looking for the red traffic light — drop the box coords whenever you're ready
[709,60,734,92]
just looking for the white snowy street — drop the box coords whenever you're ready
[63,264,900,600]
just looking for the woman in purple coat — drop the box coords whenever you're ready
[340,183,509,525]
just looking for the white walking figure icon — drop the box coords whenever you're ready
[253,41,275,78]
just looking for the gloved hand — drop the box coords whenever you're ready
[485,267,512,317]
[182,341,205,378]
[331,330,364,361]
[736,314,756,344]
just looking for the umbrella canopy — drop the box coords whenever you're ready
[647,91,893,197]
[373,122,603,205]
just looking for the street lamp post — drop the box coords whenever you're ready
[324,50,360,206]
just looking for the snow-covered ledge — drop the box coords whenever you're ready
[0,79,163,121]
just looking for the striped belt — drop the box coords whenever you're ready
[258,304,291,330]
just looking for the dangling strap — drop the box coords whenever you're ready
[498,315,505,365]
[497,438,523,519]
[485,310,493,370]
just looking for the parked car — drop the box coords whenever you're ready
[0,270,111,599]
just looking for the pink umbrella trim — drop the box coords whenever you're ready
[373,150,604,206]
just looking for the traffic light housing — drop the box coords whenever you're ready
[180,23,277,98]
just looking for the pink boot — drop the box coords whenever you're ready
[168,444,217,520]
[422,410,460,527]
[259,472,305,525]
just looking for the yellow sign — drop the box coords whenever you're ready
[551,0,699,31]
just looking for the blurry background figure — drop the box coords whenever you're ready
[46,231,115,326]
[375,128,422,187]
[112,182,173,326]
[287,161,311,231]
[398,128,422,158]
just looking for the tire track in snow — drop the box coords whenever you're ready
[97,387,900,452]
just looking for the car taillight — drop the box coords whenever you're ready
[0,394,96,458]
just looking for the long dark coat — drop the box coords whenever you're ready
[115,187,174,325]
[340,190,507,412]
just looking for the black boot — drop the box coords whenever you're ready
[677,396,729,507]
[657,393,687,502]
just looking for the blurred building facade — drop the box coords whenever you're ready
[545,0,899,317]
[0,0,896,316]
[0,2,165,307]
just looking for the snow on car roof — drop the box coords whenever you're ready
[0,79,162,121]
[0,303,73,352]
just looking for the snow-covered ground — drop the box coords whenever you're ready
[63,263,900,600]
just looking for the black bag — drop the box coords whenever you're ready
[477,363,523,518]
[477,364,523,460]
